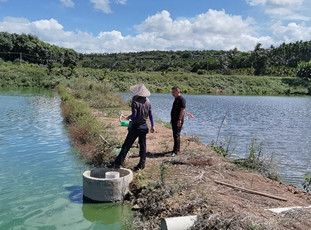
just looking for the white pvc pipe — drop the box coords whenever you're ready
[267,205,311,214]
[161,215,197,230]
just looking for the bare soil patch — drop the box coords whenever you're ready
[93,109,311,229]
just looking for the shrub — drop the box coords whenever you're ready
[197,69,207,75]
[233,137,280,181]
[210,140,229,157]
[302,173,311,193]
[58,84,118,166]
[297,61,311,80]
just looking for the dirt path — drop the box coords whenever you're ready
[93,109,311,229]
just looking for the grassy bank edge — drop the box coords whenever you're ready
[1,61,311,96]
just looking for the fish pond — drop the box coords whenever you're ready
[0,88,131,230]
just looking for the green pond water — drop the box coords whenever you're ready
[0,88,132,230]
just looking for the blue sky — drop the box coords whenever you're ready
[0,0,311,53]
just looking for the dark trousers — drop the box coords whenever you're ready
[114,126,148,167]
[172,121,183,153]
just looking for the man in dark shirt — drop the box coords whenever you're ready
[170,86,186,157]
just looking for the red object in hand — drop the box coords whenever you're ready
[187,112,194,119]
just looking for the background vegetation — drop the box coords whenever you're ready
[58,79,127,166]
[1,32,311,95]
[0,61,310,96]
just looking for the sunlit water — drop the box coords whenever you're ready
[0,89,131,230]
[123,93,311,188]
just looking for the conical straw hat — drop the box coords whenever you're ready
[130,84,151,97]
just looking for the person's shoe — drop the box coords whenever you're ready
[106,162,120,169]
[133,164,145,172]
[171,151,179,157]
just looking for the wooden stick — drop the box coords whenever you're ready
[214,180,287,201]
[100,135,110,145]
[119,111,123,122]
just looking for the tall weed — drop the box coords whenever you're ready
[302,174,311,193]
[58,84,117,166]
[234,137,280,181]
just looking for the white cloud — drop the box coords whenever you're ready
[0,17,32,34]
[271,21,311,43]
[247,0,303,7]
[90,0,111,13]
[32,19,64,31]
[134,10,270,51]
[246,0,309,21]
[60,0,75,8]
[90,0,126,14]
[265,8,309,21]
[115,0,126,4]
[1,8,311,53]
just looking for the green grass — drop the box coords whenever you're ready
[1,61,310,96]
[58,83,123,166]
[77,69,310,96]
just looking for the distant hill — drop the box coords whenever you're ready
[1,32,311,77]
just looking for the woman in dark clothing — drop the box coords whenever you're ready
[170,86,186,157]
[108,84,155,171]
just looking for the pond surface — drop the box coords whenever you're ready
[123,93,311,188]
[0,88,131,230]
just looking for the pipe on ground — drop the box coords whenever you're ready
[161,215,197,230]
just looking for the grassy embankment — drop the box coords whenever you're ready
[1,61,310,95]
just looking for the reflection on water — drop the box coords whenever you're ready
[82,203,132,227]
[123,93,311,188]
[66,185,84,204]
[0,89,132,230]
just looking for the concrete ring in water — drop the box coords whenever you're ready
[83,168,133,202]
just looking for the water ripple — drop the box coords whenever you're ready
[123,93,311,188]
[0,92,98,229]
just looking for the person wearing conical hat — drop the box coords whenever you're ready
[108,84,155,171]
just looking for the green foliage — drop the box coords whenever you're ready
[269,41,311,67]
[68,77,127,110]
[0,62,61,88]
[210,140,229,157]
[61,93,90,124]
[77,40,311,77]
[302,173,311,193]
[90,70,308,95]
[3,31,311,82]
[58,85,71,101]
[58,84,119,166]
[1,32,311,96]
[197,69,207,75]
[234,137,280,181]
[159,162,169,186]
[0,61,309,96]
[0,32,79,66]
[251,43,268,76]
[297,61,311,80]
[134,170,150,188]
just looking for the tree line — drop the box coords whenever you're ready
[1,32,311,79]
[80,41,311,78]
[0,32,80,66]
